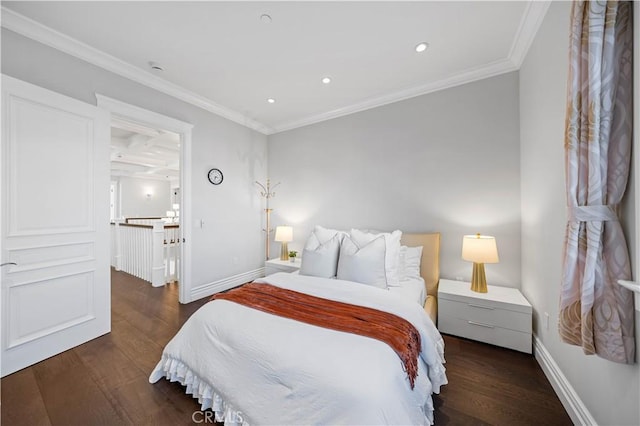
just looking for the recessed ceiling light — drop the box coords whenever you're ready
[260,14,272,23]
[267,98,276,104]
[415,42,429,53]
[321,77,332,84]
[148,61,164,71]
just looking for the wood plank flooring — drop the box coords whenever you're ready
[1,269,571,425]
[433,335,571,425]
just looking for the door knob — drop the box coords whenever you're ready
[1,262,17,267]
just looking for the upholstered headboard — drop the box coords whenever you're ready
[401,233,440,323]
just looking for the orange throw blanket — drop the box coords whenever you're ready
[211,283,421,389]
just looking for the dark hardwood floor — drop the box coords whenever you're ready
[433,335,571,425]
[1,269,571,425]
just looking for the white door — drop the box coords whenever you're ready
[1,75,110,377]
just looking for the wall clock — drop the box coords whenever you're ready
[207,168,224,185]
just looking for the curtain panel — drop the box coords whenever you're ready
[560,0,634,363]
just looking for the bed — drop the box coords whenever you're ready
[150,231,446,425]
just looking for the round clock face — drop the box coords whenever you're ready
[207,168,223,185]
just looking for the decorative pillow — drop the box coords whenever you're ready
[299,234,341,278]
[336,235,387,288]
[350,228,402,287]
[299,226,345,278]
[399,245,423,281]
[304,225,346,250]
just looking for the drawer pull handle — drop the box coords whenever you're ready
[468,320,495,329]
[468,303,494,310]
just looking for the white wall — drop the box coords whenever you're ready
[1,29,269,300]
[268,72,521,287]
[117,176,171,218]
[5,8,638,421]
[520,2,639,425]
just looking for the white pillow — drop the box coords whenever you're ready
[299,226,345,278]
[337,235,387,288]
[305,225,346,249]
[350,228,402,287]
[399,245,423,281]
[299,234,341,278]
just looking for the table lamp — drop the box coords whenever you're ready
[274,226,293,261]
[462,233,499,293]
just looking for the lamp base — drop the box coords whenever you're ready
[279,242,289,261]
[470,262,488,293]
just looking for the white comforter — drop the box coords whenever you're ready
[149,273,447,425]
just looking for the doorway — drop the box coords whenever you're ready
[97,94,193,303]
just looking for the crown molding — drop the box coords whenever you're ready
[0,6,274,135]
[272,58,518,133]
[276,0,550,134]
[2,3,550,136]
[508,1,552,68]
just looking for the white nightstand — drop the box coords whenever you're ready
[437,279,532,353]
[264,258,301,276]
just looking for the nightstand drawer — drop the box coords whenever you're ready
[439,299,531,333]
[439,315,532,353]
[264,258,301,276]
[437,279,533,353]
[265,265,297,275]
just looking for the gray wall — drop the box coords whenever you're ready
[520,2,639,424]
[268,72,521,287]
[1,29,269,295]
[118,176,172,218]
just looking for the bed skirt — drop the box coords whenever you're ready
[150,355,248,426]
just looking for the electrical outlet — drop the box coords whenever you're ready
[455,276,463,281]
[544,312,550,330]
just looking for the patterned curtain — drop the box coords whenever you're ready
[559,1,634,363]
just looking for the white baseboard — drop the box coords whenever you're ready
[533,335,596,425]
[190,268,265,301]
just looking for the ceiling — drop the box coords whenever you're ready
[110,119,180,183]
[1,2,548,135]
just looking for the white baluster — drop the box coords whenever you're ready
[138,227,144,280]
[176,226,181,283]
[143,226,150,281]
[114,219,123,271]
[130,227,135,277]
[141,226,146,281]
[123,226,129,275]
[134,227,139,279]
[144,227,149,281]
[137,227,143,279]
[151,222,165,287]
[164,229,170,284]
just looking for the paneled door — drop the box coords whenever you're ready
[1,75,110,377]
